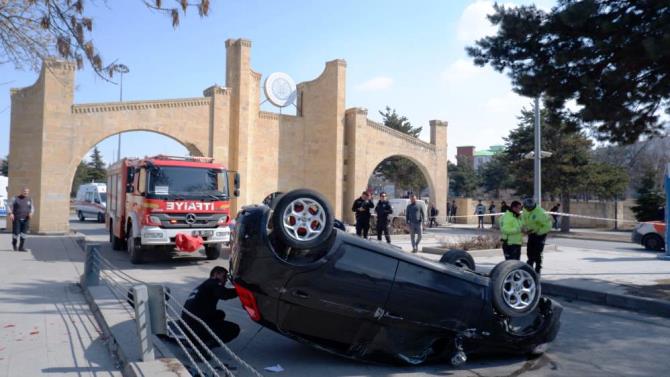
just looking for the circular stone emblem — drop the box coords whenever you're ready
[264,72,297,108]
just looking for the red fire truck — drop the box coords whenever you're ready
[106,155,239,264]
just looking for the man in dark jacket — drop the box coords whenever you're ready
[406,194,424,252]
[8,187,34,251]
[181,266,240,349]
[352,191,374,239]
[374,192,393,243]
[429,203,439,228]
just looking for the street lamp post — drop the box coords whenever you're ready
[533,95,542,206]
[112,64,129,162]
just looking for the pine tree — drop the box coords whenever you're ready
[378,106,422,137]
[467,0,670,144]
[448,157,479,198]
[631,170,665,222]
[71,161,90,197]
[1,155,8,176]
[86,147,106,182]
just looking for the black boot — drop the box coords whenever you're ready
[18,238,26,252]
[12,238,17,251]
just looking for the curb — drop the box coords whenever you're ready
[420,246,670,319]
[540,281,670,318]
[548,233,631,243]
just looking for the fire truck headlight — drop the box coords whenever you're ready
[148,215,162,226]
[217,215,229,225]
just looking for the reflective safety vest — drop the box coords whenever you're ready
[522,206,552,236]
[500,211,523,245]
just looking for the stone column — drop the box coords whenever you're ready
[430,120,448,220]
[8,60,76,233]
[344,107,368,224]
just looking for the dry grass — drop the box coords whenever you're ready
[439,234,502,251]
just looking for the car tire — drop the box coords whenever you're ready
[439,249,475,270]
[78,211,85,222]
[109,221,124,251]
[643,234,664,251]
[97,213,105,223]
[127,227,144,264]
[490,260,540,317]
[205,244,222,260]
[271,188,334,249]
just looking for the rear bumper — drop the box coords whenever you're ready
[141,226,230,245]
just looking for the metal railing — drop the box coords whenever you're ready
[81,245,263,377]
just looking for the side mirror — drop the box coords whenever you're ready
[234,172,240,190]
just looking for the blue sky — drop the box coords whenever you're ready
[0,0,555,165]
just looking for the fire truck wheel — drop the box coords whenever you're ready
[205,244,222,260]
[110,222,124,251]
[127,227,144,264]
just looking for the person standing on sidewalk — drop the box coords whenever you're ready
[8,187,34,252]
[549,203,561,230]
[406,194,424,253]
[500,201,509,213]
[446,201,452,223]
[450,200,458,223]
[488,201,497,228]
[374,192,393,243]
[429,203,439,228]
[522,198,553,274]
[352,191,374,239]
[475,200,486,229]
[500,200,523,260]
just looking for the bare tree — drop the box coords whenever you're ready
[0,0,210,79]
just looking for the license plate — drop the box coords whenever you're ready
[192,230,213,237]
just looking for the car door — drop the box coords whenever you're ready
[378,261,486,357]
[277,243,398,351]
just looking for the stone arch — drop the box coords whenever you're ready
[366,153,437,200]
[66,130,204,197]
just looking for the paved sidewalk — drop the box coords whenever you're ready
[0,233,121,377]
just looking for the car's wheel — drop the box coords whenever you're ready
[271,189,334,249]
[109,221,124,251]
[490,260,540,317]
[97,212,105,223]
[127,227,144,264]
[78,211,85,221]
[643,234,664,251]
[205,244,222,260]
[439,249,475,270]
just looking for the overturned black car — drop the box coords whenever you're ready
[229,189,562,365]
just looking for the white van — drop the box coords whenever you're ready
[0,176,8,217]
[74,183,107,222]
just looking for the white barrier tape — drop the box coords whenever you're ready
[384,211,646,224]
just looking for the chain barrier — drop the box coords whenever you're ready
[87,247,264,377]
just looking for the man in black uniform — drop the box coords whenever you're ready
[8,187,34,252]
[351,191,374,239]
[181,266,240,349]
[374,192,393,243]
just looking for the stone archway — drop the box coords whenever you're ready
[366,154,436,200]
[8,39,448,233]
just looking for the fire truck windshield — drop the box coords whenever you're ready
[146,166,229,199]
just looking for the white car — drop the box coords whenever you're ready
[632,221,666,251]
[74,183,107,222]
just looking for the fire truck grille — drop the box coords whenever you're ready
[154,213,219,228]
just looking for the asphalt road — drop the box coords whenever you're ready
[69,219,669,376]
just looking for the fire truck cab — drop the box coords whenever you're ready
[107,155,239,264]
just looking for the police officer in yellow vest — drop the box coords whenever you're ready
[499,200,523,260]
[521,198,552,274]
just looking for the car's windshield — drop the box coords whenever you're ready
[147,166,229,198]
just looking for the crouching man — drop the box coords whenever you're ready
[182,266,240,348]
